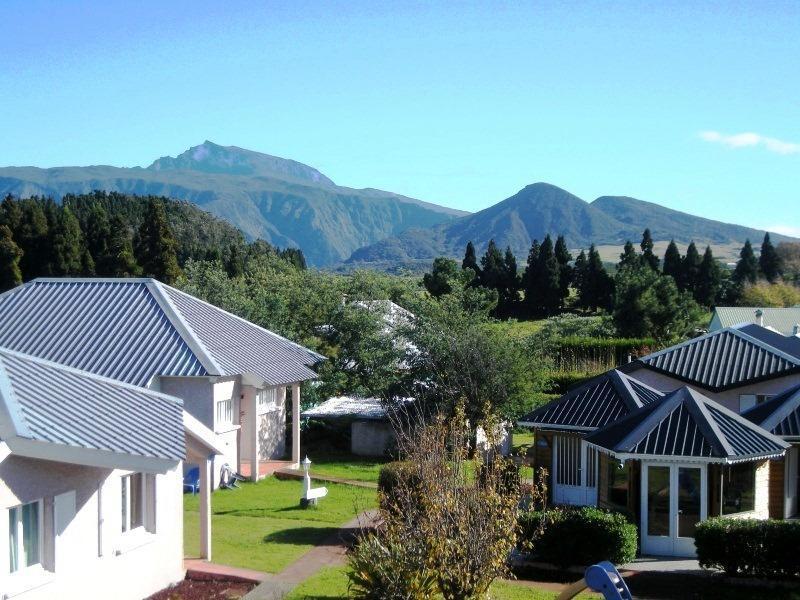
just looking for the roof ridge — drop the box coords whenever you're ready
[615,391,682,452]
[146,281,225,376]
[683,388,734,457]
[0,345,185,407]
[159,281,325,363]
[608,370,646,410]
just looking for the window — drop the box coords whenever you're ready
[8,501,41,573]
[257,388,276,411]
[216,399,233,425]
[121,474,144,533]
[721,463,756,515]
[739,394,773,413]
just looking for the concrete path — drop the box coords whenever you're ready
[243,510,378,599]
[622,555,706,574]
[274,467,378,489]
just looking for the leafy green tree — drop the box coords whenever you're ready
[51,206,86,276]
[696,246,722,307]
[554,235,572,309]
[423,257,461,297]
[663,240,682,282]
[613,264,702,340]
[682,241,702,296]
[0,225,23,291]
[618,241,639,270]
[732,240,759,288]
[135,198,182,283]
[759,233,783,283]
[640,228,660,271]
[462,241,480,285]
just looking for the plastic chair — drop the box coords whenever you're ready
[183,467,200,494]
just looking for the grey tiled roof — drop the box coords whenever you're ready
[712,307,800,337]
[0,347,185,461]
[586,387,789,462]
[743,383,800,439]
[519,370,663,431]
[635,326,800,391]
[0,279,323,387]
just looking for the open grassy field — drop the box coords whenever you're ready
[184,478,376,573]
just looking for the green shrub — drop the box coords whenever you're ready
[378,461,422,513]
[518,507,637,569]
[695,518,800,577]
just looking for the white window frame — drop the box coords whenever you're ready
[257,387,276,412]
[216,398,234,426]
[8,499,44,574]
[121,473,146,534]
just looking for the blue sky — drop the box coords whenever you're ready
[1,1,798,234]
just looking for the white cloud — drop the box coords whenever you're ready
[760,224,800,238]
[699,130,800,155]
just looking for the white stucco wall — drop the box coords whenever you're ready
[626,367,800,414]
[158,377,215,429]
[0,456,183,600]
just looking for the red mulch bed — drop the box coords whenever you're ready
[147,579,256,600]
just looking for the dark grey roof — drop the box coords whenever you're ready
[0,347,185,462]
[0,279,323,387]
[586,387,789,462]
[736,324,800,360]
[743,383,800,439]
[635,326,800,391]
[519,370,663,431]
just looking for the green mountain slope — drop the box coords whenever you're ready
[0,141,466,266]
[347,183,791,265]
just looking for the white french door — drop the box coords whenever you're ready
[641,463,707,557]
[553,435,598,506]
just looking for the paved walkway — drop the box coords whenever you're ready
[274,467,379,489]
[622,555,705,574]
[243,510,378,599]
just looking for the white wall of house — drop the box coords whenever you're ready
[0,456,183,600]
[626,368,800,414]
[241,385,287,464]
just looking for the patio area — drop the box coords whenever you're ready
[239,459,296,479]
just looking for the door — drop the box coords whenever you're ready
[641,463,706,557]
[553,435,598,506]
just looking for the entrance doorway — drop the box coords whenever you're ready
[786,447,799,518]
[641,463,707,556]
[552,435,598,506]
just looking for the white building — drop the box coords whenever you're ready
[0,348,220,600]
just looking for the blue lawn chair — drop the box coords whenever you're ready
[183,467,200,494]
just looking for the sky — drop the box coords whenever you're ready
[1,1,798,235]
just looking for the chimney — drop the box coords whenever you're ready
[755,309,764,327]
[794,324,800,337]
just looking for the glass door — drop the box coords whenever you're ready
[641,463,707,557]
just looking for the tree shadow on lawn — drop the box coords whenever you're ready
[263,526,361,547]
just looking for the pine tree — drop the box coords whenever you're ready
[572,249,588,304]
[578,245,614,311]
[554,235,572,309]
[502,246,520,317]
[618,241,639,270]
[522,239,541,317]
[51,206,86,276]
[759,233,783,283]
[0,225,23,291]
[462,241,480,285]
[682,241,702,295]
[107,216,141,277]
[732,240,759,288]
[696,246,721,307]
[85,202,113,275]
[18,200,50,278]
[663,240,682,283]
[534,235,563,316]
[479,239,505,291]
[135,198,182,284]
[640,228,660,271]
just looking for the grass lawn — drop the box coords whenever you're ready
[512,430,535,455]
[307,452,387,483]
[285,566,600,599]
[184,478,376,573]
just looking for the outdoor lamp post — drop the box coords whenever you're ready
[300,455,312,508]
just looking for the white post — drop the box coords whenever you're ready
[199,456,212,560]
[249,386,259,482]
[292,384,301,467]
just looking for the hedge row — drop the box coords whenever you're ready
[695,518,800,577]
[518,507,637,569]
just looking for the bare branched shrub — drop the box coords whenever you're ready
[348,402,525,600]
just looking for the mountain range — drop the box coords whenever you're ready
[0,143,790,267]
[0,141,465,266]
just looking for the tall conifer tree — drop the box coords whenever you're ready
[0,225,23,291]
[554,235,572,308]
[640,228,660,271]
[51,206,85,276]
[682,241,702,295]
[135,198,182,284]
[618,241,639,270]
[759,233,783,283]
[462,241,480,285]
[663,240,682,283]
[732,240,759,288]
[696,246,721,307]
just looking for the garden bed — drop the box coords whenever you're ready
[147,579,255,600]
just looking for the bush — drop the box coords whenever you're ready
[695,518,800,577]
[518,507,637,569]
[377,461,423,513]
